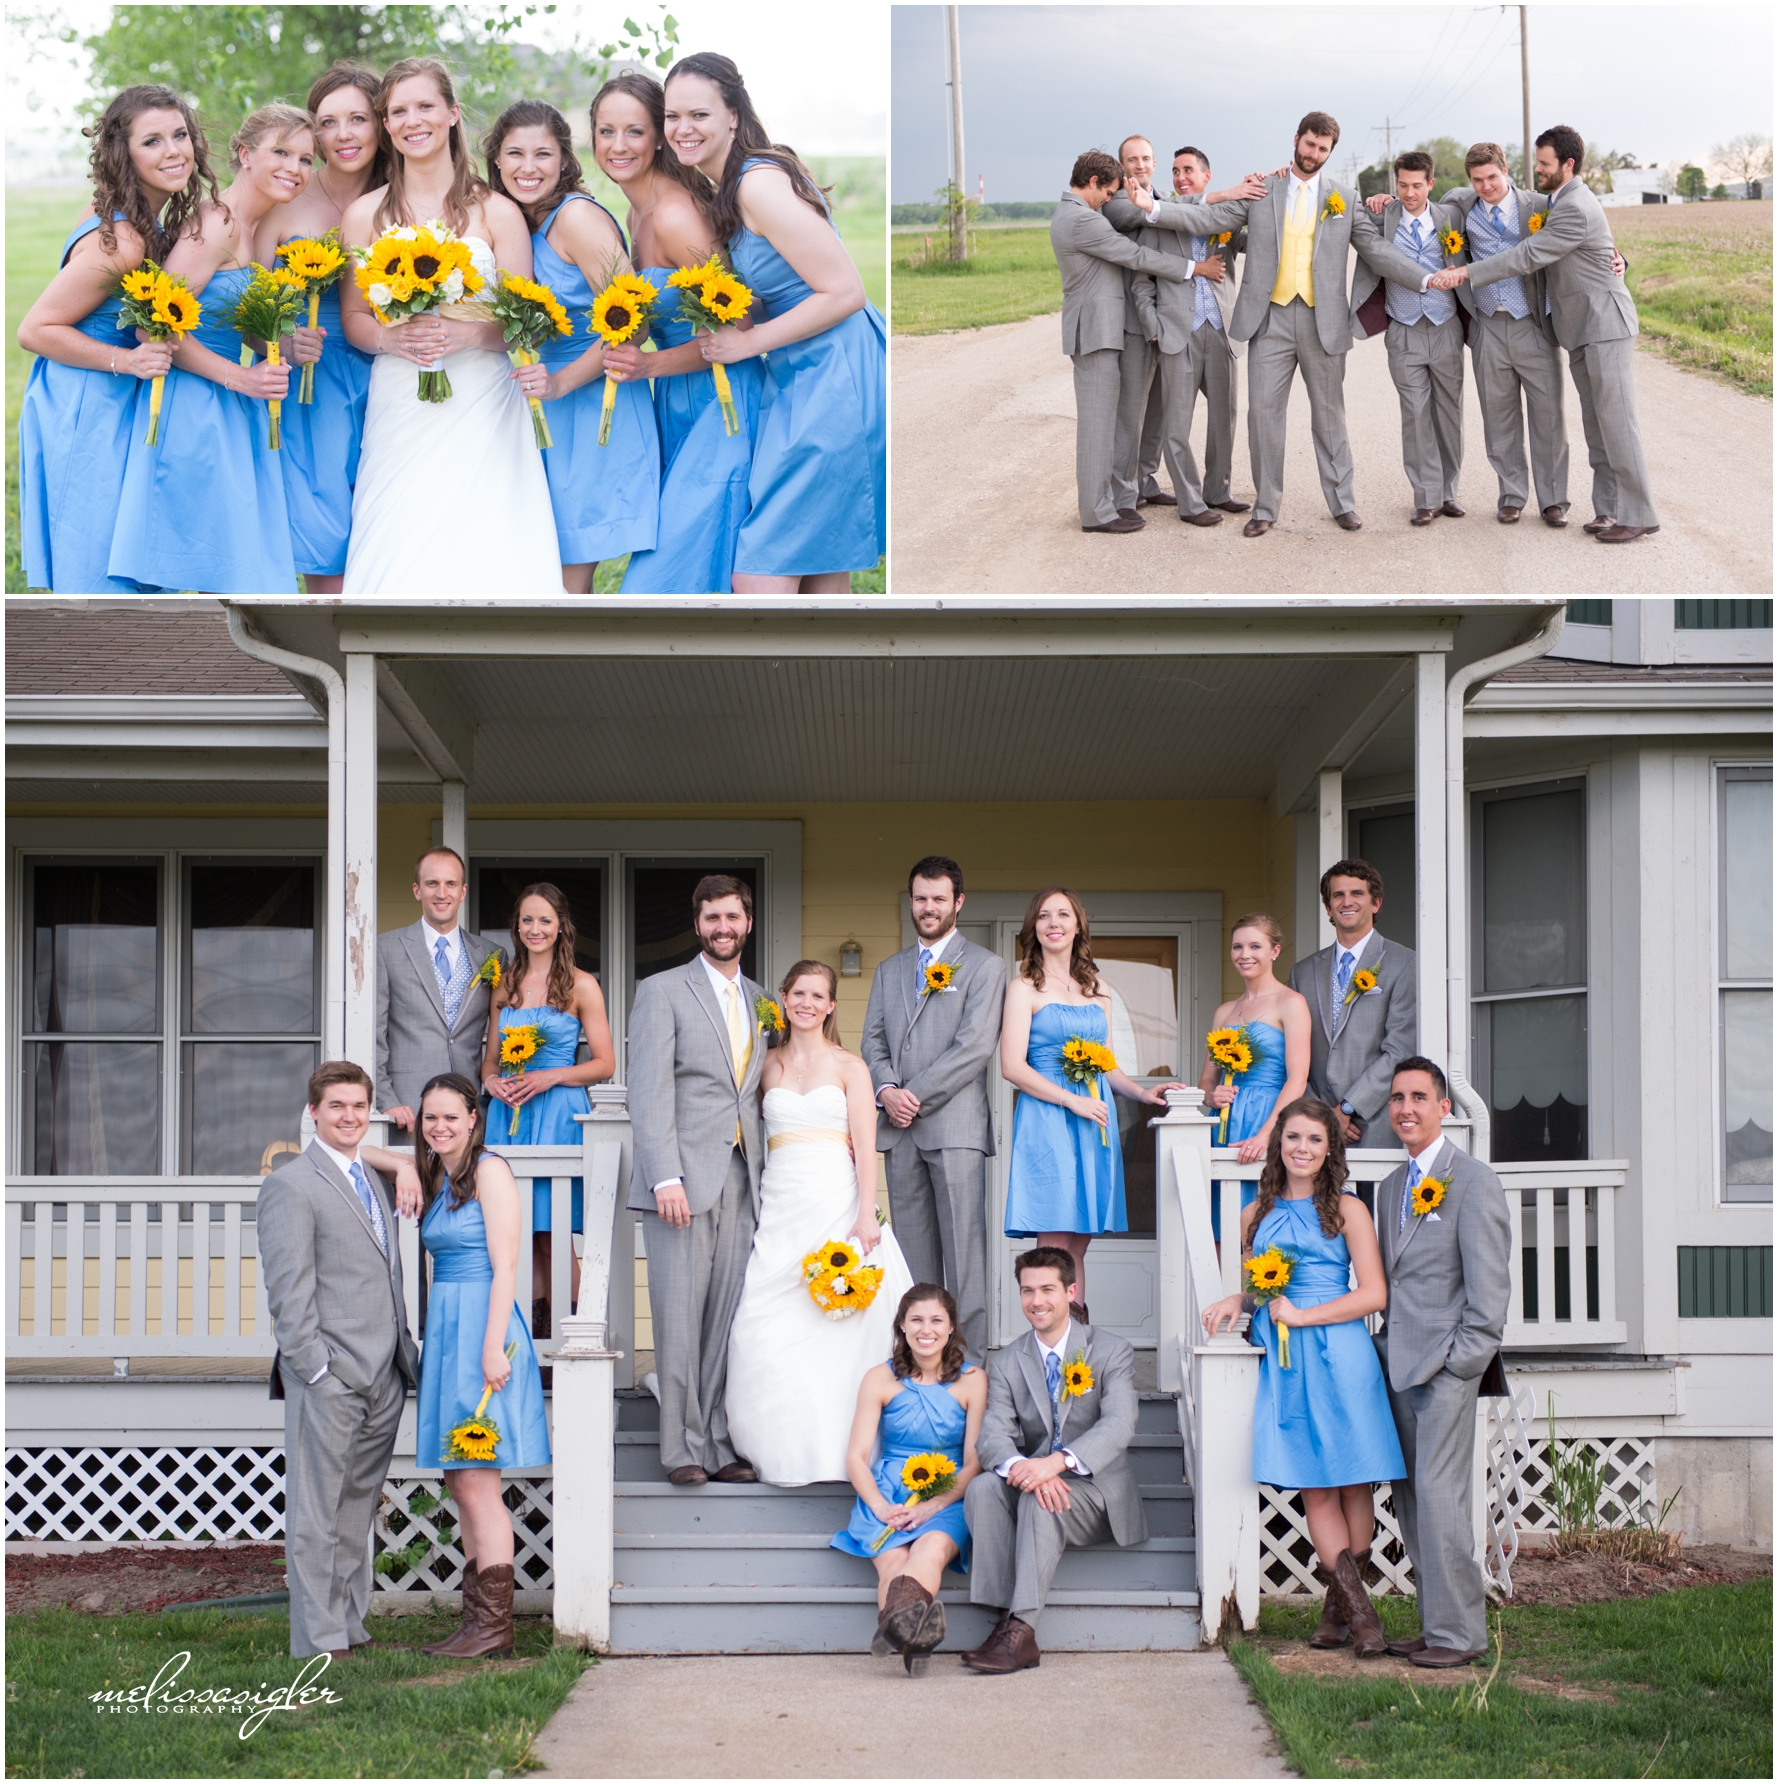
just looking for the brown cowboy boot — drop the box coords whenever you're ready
[425,1561,514,1660]
[1333,1549,1388,1658]
[419,1559,478,1655]
[1308,1561,1348,1649]
[880,1574,932,1657]
[903,1594,947,1677]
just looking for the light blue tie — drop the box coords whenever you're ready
[349,1160,389,1256]
[1335,950,1354,999]
[1399,1157,1422,1236]
[1044,1349,1063,1451]
[436,934,469,1026]
[918,945,933,976]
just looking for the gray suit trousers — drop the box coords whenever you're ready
[884,1143,989,1365]
[1247,297,1355,522]
[1385,318,1464,507]
[1568,335,1658,527]
[1111,331,1166,510]
[1467,309,1568,513]
[282,1364,406,1656]
[644,1147,755,1472]
[966,1471,1114,1627]
[1071,348,1124,527]
[1388,1367,1485,1653]
[1154,326,1238,516]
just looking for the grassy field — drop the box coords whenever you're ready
[6,162,885,593]
[1232,1579,1772,1779]
[890,225,1060,335]
[3,1605,590,1779]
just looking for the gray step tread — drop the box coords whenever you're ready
[613,1531,1193,1551]
[613,1430,1183,1448]
[610,1585,1199,1606]
[613,1480,1192,1498]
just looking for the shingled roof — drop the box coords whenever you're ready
[4,602,296,696]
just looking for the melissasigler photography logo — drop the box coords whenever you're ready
[87,1651,344,1739]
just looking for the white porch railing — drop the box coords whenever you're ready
[1497,1161,1629,1346]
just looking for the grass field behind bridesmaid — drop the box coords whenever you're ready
[7,158,885,593]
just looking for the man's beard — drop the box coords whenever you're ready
[914,911,953,937]
[702,932,745,960]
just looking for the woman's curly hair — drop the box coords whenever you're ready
[84,84,219,256]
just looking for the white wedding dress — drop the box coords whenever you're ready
[342,236,564,593]
[726,1085,914,1487]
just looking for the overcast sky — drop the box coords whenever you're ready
[892,3,1773,202]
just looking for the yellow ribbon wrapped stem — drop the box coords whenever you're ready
[508,347,553,449]
[145,373,165,446]
[300,290,319,404]
[597,369,619,446]
[266,341,282,449]
[711,359,738,437]
[1090,1074,1109,1147]
[1217,1068,1234,1145]
[1275,1308,1290,1370]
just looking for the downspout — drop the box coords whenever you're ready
[1445,604,1566,1161]
[224,605,347,1061]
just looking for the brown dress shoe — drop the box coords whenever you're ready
[667,1464,709,1485]
[420,1559,479,1655]
[1334,511,1363,530]
[1497,506,1522,523]
[961,1613,1040,1674]
[959,1609,1014,1666]
[1582,514,1615,533]
[1333,1549,1388,1658]
[1410,1645,1487,1669]
[1179,508,1224,526]
[326,1648,353,1661]
[1242,518,1272,537]
[1117,508,1141,524]
[1440,500,1466,518]
[712,1461,758,1482]
[1596,523,1660,543]
[1211,498,1252,513]
[1140,491,1176,507]
[1411,507,1436,526]
[1385,1633,1428,1657]
[1083,513,1144,534]
[1541,504,1569,527]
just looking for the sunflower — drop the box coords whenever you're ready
[754,994,786,1035]
[269,265,307,292]
[277,236,346,283]
[1410,1174,1450,1218]
[922,960,956,996]
[1320,190,1345,219]
[1062,1354,1094,1398]
[818,1239,860,1275]
[150,280,201,335]
[120,268,158,302]
[369,240,415,283]
[445,1415,500,1462]
[1342,966,1378,1008]
[470,951,502,991]
[1206,1028,1254,1075]
[900,1452,957,1496]
[501,1026,542,1068]
[407,245,445,290]
[698,271,753,322]
[1245,1247,1293,1294]
[668,258,720,290]
[1439,227,1465,256]
[591,285,646,344]
[1527,211,1544,233]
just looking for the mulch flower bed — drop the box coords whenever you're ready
[1498,1541,1771,1608]
[6,1543,291,1616]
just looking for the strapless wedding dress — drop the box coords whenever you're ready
[726,1085,914,1487]
[342,235,564,592]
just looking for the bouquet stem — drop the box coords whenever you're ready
[300,292,318,404]
[1216,1070,1233,1145]
[266,342,283,449]
[1276,1315,1291,1371]
[1090,1076,1109,1148]
[509,347,553,448]
[145,373,164,446]
[597,371,618,445]
[711,359,738,436]
[506,1089,525,1146]
[418,365,453,403]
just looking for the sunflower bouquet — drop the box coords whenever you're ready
[444,1340,520,1462]
[667,255,755,436]
[588,268,659,445]
[113,262,203,446]
[1205,1025,1256,1146]
[274,231,348,404]
[225,266,307,449]
[1244,1246,1297,1368]
[490,270,572,450]
[868,1450,959,1551]
[353,221,486,401]
[499,1022,544,1144]
[1060,1035,1119,1148]
[802,1238,885,1321]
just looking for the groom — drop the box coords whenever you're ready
[861,856,1008,1364]
[625,875,768,1485]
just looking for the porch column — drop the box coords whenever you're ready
[1413,652,1448,1073]
[552,1310,620,1652]
[1316,767,1342,949]
[343,650,379,1072]
[441,780,468,865]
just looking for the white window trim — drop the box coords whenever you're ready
[1711,758,1774,1208]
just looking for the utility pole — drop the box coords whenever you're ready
[1519,5,1532,187]
[945,5,968,261]
[1374,116,1397,164]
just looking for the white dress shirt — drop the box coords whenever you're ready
[1405,1134,1450,1178]
[995,1321,1090,1478]
[306,1137,371,1382]
[422,920,468,979]
[1284,166,1321,223]
[1333,928,1375,996]
[652,953,748,1195]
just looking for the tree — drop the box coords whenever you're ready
[1580,144,1636,194]
[1409,135,1467,191]
[1676,163,1707,200]
[1711,131,1773,197]
[1711,182,1729,199]
[1358,160,1391,200]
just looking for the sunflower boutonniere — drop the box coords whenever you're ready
[1410,1173,1451,1219]
[1440,226,1465,257]
[921,959,957,997]
[1216,231,1233,246]
[1061,1349,1094,1400]
[1527,210,1545,234]
[754,993,787,1038]
[1341,966,1379,1008]
[470,950,502,993]
[1320,189,1346,221]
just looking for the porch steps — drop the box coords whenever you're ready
[609,1388,1200,1653]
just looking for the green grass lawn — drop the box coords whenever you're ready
[1231,1579,1772,1779]
[4,1606,590,1779]
[890,225,1060,334]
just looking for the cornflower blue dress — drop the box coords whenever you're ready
[832,1375,975,1570]
[1248,1195,1405,1490]
[275,247,372,579]
[415,1182,550,1471]
[1211,1019,1289,1241]
[532,194,660,566]
[107,262,298,593]
[617,264,765,593]
[728,158,886,578]
[1003,1003,1126,1237]
[19,214,147,593]
[485,1005,589,1236]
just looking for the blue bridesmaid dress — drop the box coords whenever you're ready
[832,1375,975,1569]
[727,158,887,578]
[107,262,298,593]
[18,214,146,593]
[415,1185,551,1471]
[617,264,765,593]
[1211,1019,1289,1241]
[485,1005,589,1236]
[275,256,372,579]
[1003,1003,1126,1237]
[532,194,660,566]
[1248,1196,1405,1490]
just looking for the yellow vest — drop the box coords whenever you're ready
[1271,182,1316,307]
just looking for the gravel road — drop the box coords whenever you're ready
[891,313,1772,593]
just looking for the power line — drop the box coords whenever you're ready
[1404,8,1515,136]
[1420,28,1520,136]
[1390,6,1462,119]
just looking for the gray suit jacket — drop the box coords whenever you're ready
[1377,1140,1511,1392]
[624,959,769,1216]
[1051,191,1190,358]
[1105,194,1248,358]
[1288,931,1417,1128]
[1349,196,1476,336]
[861,937,1007,1156]
[1153,172,1363,356]
[374,921,507,1115]
[976,1322,1148,1546]
[1463,177,1634,350]
[1440,186,1559,345]
[258,1141,420,1398]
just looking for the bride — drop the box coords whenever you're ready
[338,57,562,592]
[726,960,914,1487]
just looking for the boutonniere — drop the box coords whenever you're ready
[1410,1174,1450,1218]
[1527,211,1544,233]
[1216,231,1232,246]
[1440,227,1465,257]
[469,950,502,991]
[1341,967,1378,1008]
[1320,190,1345,221]
[1061,1350,1094,1400]
[920,960,956,997]
[754,993,786,1037]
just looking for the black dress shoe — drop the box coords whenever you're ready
[1333,511,1363,530]
[1083,513,1144,534]
[1411,507,1435,526]
[1242,517,1272,537]
[1179,508,1224,526]
[1440,500,1466,518]
[1211,498,1252,513]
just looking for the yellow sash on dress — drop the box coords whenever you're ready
[767,1128,854,1154]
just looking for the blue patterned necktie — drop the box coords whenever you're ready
[1399,1157,1422,1236]
[1044,1348,1063,1450]
[919,945,933,975]
[349,1160,389,1256]
[1335,950,1354,1000]
[435,933,468,1026]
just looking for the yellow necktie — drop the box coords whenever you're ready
[1294,179,1310,225]
[724,980,751,1148]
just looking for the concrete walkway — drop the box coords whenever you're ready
[533,1650,1291,1777]
[890,311,1773,594]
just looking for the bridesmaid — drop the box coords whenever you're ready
[481,882,615,1337]
[600,71,765,594]
[17,85,217,592]
[257,63,385,594]
[1203,1098,1402,1657]
[485,98,659,592]
[662,53,886,592]
[108,104,310,594]
[833,1284,985,1674]
[999,888,1187,1312]
[1198,913,1310,1240]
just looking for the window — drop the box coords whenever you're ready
[1349,804,1416,954]
[1470,781,1588,1162]
[1566,601,1613,627]
[1718,766,1772,1202]
[1677,600,1772,629]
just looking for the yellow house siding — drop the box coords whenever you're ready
[379,805,440,934]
